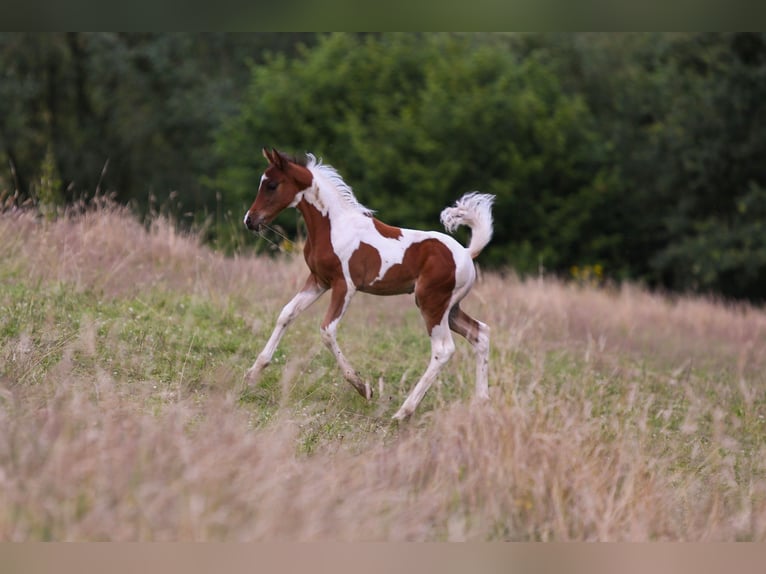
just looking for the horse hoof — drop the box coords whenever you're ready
[244,357,270,383]
[243,367,261,384]
[353,382,373,400]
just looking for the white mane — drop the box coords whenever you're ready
[305,153,374,216]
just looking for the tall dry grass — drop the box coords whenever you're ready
[1,202,765,540]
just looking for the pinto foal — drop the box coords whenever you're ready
[244,148,494,420]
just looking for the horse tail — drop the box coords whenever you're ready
[440,192,495,259]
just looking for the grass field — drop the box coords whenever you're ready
[1,201,765,541]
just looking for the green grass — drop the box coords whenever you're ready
[2,281,244,393]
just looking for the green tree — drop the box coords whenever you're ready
[0,32,316,211]
[648,33,766,299]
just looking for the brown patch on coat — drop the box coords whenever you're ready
[348,242,383,291]
[348,238,456,333]
[321,279,349,329]
[372,217,403,239]
[412,241,457,334]
[449,305,481,343]
[297,199,342,289]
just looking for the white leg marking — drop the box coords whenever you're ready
[245,282,326,383]
[393,320,455,420]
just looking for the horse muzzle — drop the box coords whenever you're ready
[244,212,264,232]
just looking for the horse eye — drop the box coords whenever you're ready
[266,181,278,191]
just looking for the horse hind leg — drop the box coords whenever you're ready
[449,305,490,400]
[393,312,456,420]
[393,276,456,420]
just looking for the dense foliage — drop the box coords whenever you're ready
[3,33,766,300]
[0,32,314,210]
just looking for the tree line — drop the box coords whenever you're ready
[2,33,766,301]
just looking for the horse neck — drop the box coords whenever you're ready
[296,183,366,244]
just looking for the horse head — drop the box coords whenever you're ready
[244,148,313,231]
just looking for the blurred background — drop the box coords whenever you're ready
[2,32,765,301]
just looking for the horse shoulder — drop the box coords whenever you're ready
[303,235,342,288]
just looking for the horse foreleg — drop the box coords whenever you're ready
[393,316,455,420]
[245,275,326,383]
[320,280,371,399]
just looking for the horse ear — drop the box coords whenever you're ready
[271,148,286,170]
[262,147,272,163]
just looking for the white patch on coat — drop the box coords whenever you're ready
[304,157,476,292]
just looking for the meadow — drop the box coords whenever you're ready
[1,202,765,541]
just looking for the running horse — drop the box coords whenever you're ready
[244,148,494,420]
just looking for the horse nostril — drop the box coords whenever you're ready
[244,212,261,231]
